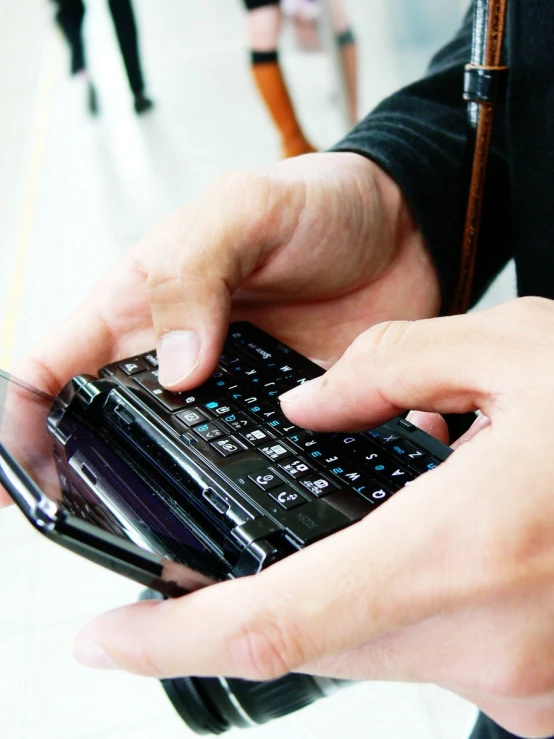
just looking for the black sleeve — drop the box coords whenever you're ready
[330,5,511,312]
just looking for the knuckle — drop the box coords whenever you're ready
[354,320,421,403]
[235,625,291,681]
[206,169,274,218]
[145,237,189,298]
[147,271,210,306]
[349,320,413,363]
[515,295,552,319]
[488,646,554,699]
[146,271,182,302]
[228,604,307,681]
[516,297,554,352]
[484,508,552,590]
[496,297,554,340]
[133,640,169,677]
[208,168,265,194]
[145,169,277,306]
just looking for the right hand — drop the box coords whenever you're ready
[2,151,439,504]
[75,298,554,739]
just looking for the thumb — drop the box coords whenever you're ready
[72,479,463,680]
[279,306,516,431]
[141,171,306,390]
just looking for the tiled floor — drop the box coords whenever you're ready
[0,1,513,738]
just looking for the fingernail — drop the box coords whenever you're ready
[279,377,320,404]
[158,331,200,387]
[405,410,425,426]
[74,639,119,670]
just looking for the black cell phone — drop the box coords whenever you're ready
[0,322,452,598]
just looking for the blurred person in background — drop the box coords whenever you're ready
[51,0,154,115]
[243,0,358,158]
[282,0,358,124]
[282,0,322,49]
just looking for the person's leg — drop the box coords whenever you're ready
[107,0,153,113]
[329,0,358,125]
[53,0,98,114]
[469,712,554,739]
[282,0,322,52]
[244,0,316,157]
[53,0,87,74]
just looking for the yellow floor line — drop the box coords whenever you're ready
[0,30,60,369]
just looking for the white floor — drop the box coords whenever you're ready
[0,1,513,737]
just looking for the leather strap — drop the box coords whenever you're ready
[449,0,508,315]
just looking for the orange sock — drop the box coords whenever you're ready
[251,58,317,158]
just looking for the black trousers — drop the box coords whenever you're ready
[471,712,554,739]
[53,0,145,94]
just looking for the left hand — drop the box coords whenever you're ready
[1,152,439,506]
[73,297,554,739]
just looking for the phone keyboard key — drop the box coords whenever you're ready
[193,421,225,442]
[219,411,254,432]
[248,470,283,490]
[135,372,198,412]
[259,442,293,462]
[279,458,314,479]
[359,483,394,506]
[210,438,246,457]
[389,440,426,461]
[241,428,275,446]
[177,408,210,427]
[410,456,440,473]
[118,358,150,376]
[299,474,338,497]
[268,487,307,510]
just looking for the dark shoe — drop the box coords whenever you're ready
[134,94,154,115]
[87,81,99,116]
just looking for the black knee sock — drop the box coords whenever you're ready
[107,0,145,96]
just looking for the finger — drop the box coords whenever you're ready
[297,626,434,683]
[14,257,158,398]
[304,635,554,738]
[462,691,554,739]
[73,451,483,679]
[279,304,521,431]
[142,170,307,390]
[0,305,119,509]
[0,258,154,507]
[405,410,449,445]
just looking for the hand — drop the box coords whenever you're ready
[1,152,439,506]
[74,298,554,739]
